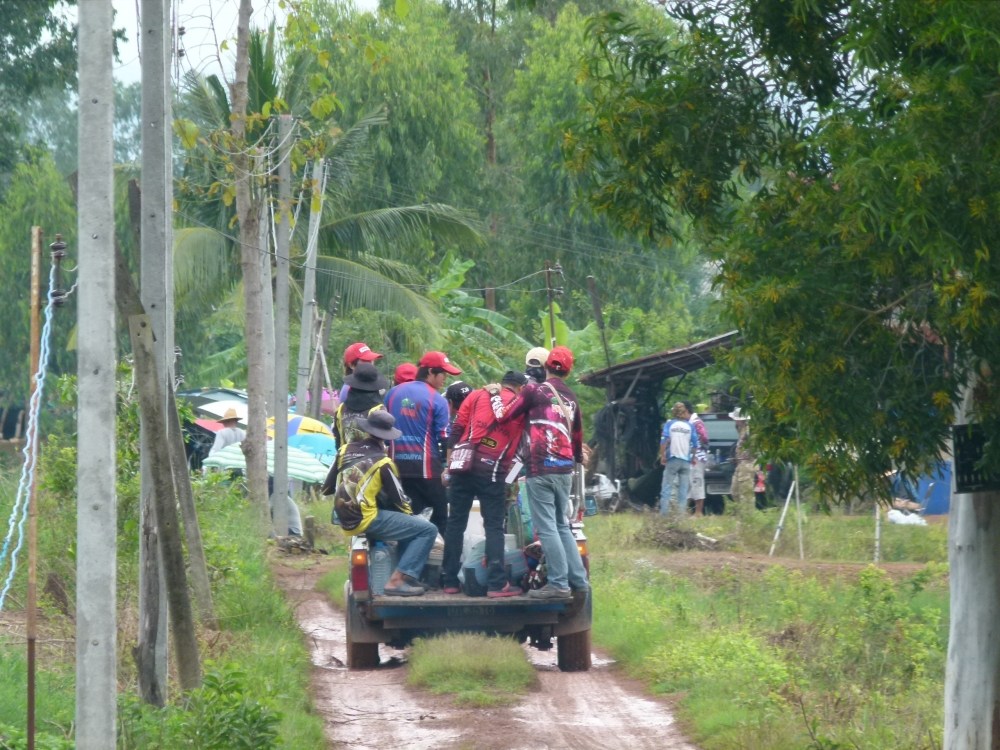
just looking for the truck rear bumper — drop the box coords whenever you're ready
[346,583,592,645]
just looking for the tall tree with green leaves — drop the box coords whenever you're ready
[570,2,1000,745]
[0,153,78,400]
[0,0,77,192]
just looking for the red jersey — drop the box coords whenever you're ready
[448,385,525,482]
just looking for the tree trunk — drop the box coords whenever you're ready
[231,0,269,515]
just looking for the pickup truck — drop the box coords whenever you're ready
[343,514,593,672]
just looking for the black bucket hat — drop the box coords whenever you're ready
[357,410,402,441]
[344,362,389,392]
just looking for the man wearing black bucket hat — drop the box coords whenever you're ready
[322,410,436,597]
[333,361,388,448]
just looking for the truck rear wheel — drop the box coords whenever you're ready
[556,629,591,672]
[346,631,380,669]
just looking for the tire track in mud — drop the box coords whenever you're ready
[278,561,697,750]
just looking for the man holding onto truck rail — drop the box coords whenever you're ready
[499,346,589,600]
[322,410,436,597]
[441,370,529,598]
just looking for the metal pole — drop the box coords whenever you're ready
[26,227,42,750]
[794,465,804,560]
[768,480,797,557]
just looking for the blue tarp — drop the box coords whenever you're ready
[893,461,952,515]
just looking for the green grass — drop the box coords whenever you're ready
[407,633,537,707]
[585,508,949,750]
[0,458,327,749]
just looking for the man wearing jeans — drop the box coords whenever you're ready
[499,346,589,600]
[659,402,698,516]
[324,411,437,597]
[441,371,528,598]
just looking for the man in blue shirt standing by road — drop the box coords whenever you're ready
[659,402,699,517]
[384,351,462,537]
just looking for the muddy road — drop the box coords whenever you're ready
[276,561,697,750]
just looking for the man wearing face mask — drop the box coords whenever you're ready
[525,346,549,384]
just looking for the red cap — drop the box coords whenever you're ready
[418,351,462,375]
[393,362,418,385]
[546,345,574,373]
[343,342,382,366]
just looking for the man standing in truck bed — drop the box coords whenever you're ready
[441,370,529,598]
[499,346,589,600]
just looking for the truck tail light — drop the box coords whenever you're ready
[351,549,369,592]
[577,539,589,574]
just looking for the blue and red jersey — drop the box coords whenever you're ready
[384,380,450,479]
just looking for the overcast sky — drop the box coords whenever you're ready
[113,0,379,85]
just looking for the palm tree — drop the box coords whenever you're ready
[172,25,483,385]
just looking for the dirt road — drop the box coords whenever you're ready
[276,561,697,750]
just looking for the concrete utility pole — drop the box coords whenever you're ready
[295,160,325,412]
[137,0,172,706]
[272,115,292,535]
[76,1,118,745]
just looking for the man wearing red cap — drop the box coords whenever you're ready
[383,351,462,536]
[339,342,383,402]
[393,362,417,386]
[499,345,588,599]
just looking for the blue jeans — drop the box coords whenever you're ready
[442,472,507,591]
[660,458,691,515]
[525,474,589,591]
[364,510,437,580]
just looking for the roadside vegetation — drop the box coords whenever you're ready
[586,510,948,750]
[0,380,327,750]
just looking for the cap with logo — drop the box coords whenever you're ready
[343,342,382,366]
[445,381,473,404]
[418,351,462,375]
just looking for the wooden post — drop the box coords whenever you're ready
[129,316,201,690]
[26,227,42,750]
[138,0,173,705]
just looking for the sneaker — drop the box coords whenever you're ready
[526,585,572,600]
[442,586,462,595]
[487,584,521,599]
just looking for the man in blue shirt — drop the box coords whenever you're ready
[658,402,699,517]
[384,351,462,536]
